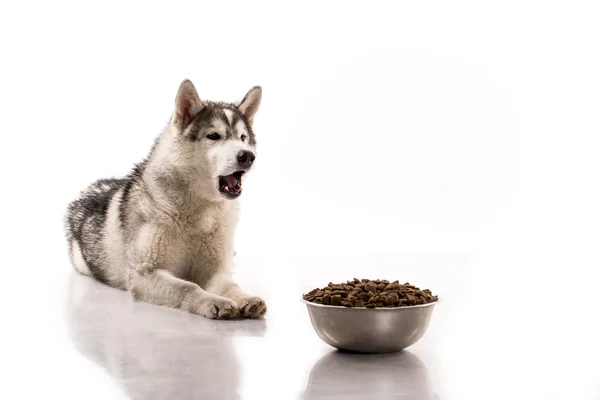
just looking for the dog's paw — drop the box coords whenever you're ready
[199,297,240,320]
[237,296,267,318]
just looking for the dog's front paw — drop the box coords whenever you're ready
[199,297,240,320]
[238,296,267,318]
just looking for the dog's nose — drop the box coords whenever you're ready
[237,150,255,168]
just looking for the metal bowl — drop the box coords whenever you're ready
[303,299,438,353]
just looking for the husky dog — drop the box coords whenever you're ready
[65,79,266,319]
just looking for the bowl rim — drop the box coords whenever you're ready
[301,297,439,310]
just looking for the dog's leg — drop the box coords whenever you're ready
[130,270,240,319]
[128,227,239,319]
[205,272,267,318]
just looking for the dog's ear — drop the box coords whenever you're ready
[173,79,204,130]
[236,86,262,126]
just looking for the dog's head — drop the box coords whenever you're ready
[168,79,261,201]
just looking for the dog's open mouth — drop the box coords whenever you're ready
[218,171,245,198]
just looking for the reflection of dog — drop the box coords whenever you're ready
[66,273,266,400]
[65,79,266,319]
[300,351,438,400]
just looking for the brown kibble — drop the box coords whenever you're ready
[385,293,399,305]
[303,279,438,308]
[365,282,377,293]
[331,295,342,306]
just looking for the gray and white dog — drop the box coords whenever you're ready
[65,79,266,319]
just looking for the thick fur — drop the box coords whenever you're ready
[65,80,266,319]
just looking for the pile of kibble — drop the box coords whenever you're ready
[303,278,438,308]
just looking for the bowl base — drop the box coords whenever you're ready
[335,347,407,354]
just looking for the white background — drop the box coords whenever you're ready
[1,1,599,399]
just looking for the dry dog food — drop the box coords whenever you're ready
[303,279,438,308]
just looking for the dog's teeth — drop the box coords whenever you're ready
[224,186,229,191]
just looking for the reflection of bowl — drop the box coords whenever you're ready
[299,350,437,400]
[303,299,437,353]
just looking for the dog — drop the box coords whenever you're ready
[65,79,266,319]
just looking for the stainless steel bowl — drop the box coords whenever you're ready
[303,299,438,353]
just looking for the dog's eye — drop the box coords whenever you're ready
[207,133,220,140]
[241,134,247,142]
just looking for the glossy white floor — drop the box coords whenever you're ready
[2,244,599,399]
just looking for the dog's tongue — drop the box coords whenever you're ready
[223,175,238,188]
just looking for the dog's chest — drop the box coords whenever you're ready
[196,208,221,234]
[176,204,236,279]
[176,202,237,251]
[185,204,232,234]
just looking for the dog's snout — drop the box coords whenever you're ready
[237,150,255,168]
